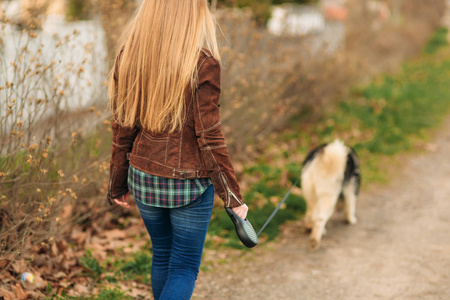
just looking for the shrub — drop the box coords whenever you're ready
[0,16,112,262]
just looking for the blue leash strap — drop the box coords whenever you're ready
[257,179,300,237]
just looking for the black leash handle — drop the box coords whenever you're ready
[225,207,258,248]
[257,179,300,237]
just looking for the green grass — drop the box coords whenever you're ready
[338,60,450,155]
[424,27,449,54]
[79,250,103,280]
[95,288,133,300]
[44,287,132,300]
[119,251,152,284]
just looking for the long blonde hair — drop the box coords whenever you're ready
[107,0,221,133]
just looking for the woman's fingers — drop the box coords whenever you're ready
[232,204,248,220]
[113,193,130,208]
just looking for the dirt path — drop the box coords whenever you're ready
[194,117,450,299]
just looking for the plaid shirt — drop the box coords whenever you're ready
[127,165,212,208]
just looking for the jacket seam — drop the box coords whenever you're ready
[197,122,221,134]
[115,125,121,146]
[207,146,228,203]
[142,130,169,142]
[135,131,143,154]
[200,144,227,151]
[115,164,130,170]
[110,188,128,199]
[112,141,131,148]
[165,137,169,165]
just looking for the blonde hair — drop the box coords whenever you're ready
[107,0,221,133]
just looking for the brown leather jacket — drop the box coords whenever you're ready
[106,49,244,208]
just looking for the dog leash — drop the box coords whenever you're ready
[226,178,300,248]
[257,178,300,236]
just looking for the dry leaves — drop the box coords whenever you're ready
[0,288,15,300]
[12,283,28,300]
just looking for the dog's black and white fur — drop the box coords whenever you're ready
[301,139,360,251]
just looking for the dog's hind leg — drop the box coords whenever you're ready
[309,194,338,251]
[303,193,315,232]
[342,178,358,225]
[301,171,316,232]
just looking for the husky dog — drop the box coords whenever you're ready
[301,139,360,251]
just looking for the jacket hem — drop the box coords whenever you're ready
[129,154,211,180]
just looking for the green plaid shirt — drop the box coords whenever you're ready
[127,165,212,208]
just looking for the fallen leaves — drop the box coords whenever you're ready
[11,260,27,274]
[0,287,15,300]
[0,203,153,298]
[12,283,28,300]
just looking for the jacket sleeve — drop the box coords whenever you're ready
[107,121,140,205]
[193,56,245,208]
[106,52,140,205]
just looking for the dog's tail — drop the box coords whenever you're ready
[318,139,348,176]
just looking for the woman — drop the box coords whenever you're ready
[106,0,248,299]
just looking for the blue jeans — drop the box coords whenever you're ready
[134,185,214,300]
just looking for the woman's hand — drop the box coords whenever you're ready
[232,204,248,220]
[114,193,130,208]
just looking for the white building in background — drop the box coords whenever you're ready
[267,1,347,54]
[267,0,350,37]
[268,5,325,36]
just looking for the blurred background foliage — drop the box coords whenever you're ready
[64,0,318,27]
[214,0,319,25]
[66,0,90,21]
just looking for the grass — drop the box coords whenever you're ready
[207,27,450,245]
[79,250,103,280]
[119,251,152,284]
[44,287,132,300]
[424,27,449,54]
